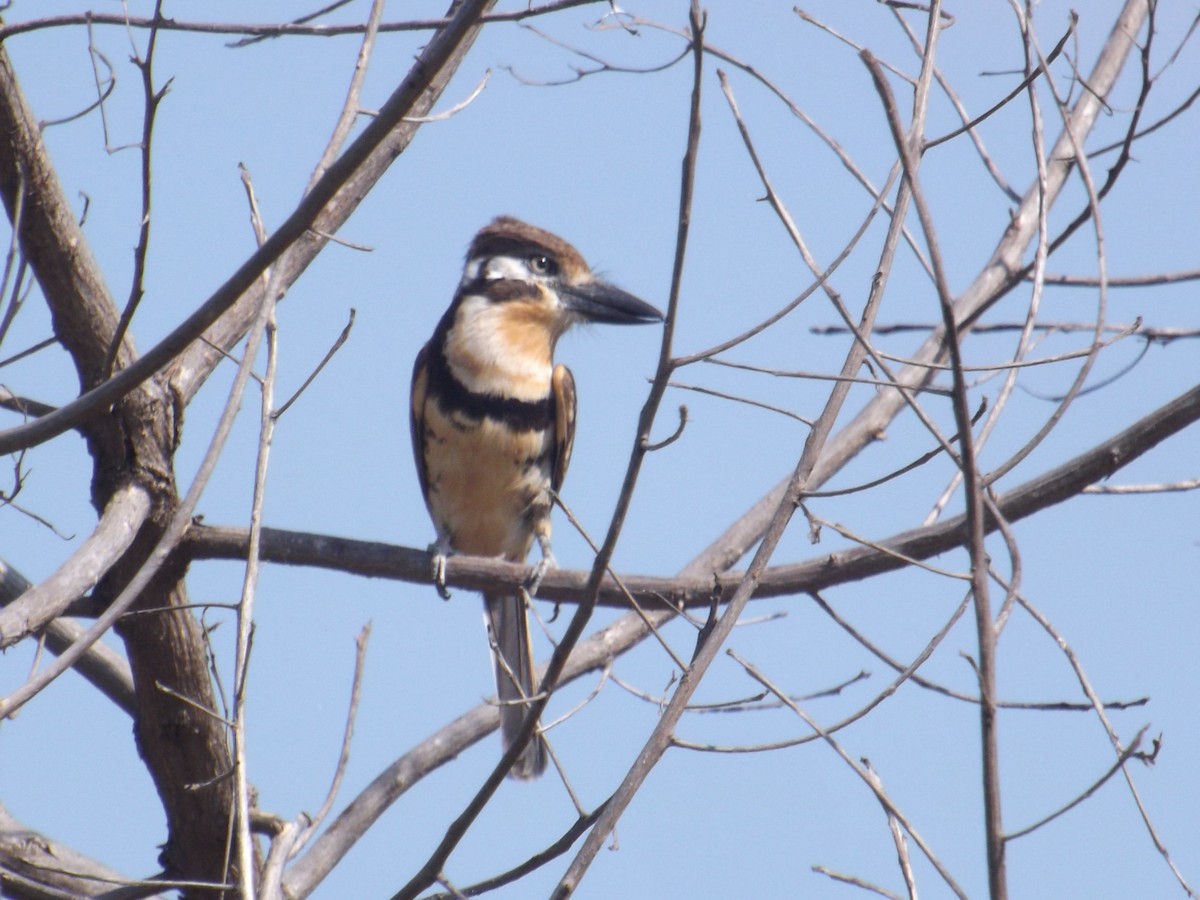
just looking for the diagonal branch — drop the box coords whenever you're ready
[0,801,170,900]
[0,483,150,648]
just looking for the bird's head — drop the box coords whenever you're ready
[460,216,664,341]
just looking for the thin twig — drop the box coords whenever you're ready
[102,0,168,380]
[641,403,690,449]
[863,5,1009,889]
[553,493,689,673]
[1003,726,1148,841]
[545,5,705,892]
[1017,589,1196,895]
[230,0,358,49]
[0,169,27,351]
[984,2,1117,488]
[812,865,905,900]
[306,0,386,194]
[703,356,953,395]
[290,624,372,857]
[730,650,967,898]
[272,308,356,418]
[863,758,918,899]
[924,13,1076,149]
[0,1,608,41]
[668,381,810,425]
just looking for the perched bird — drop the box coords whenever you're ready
[410,217,663,779]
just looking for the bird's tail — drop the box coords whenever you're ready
[483,592,548,779]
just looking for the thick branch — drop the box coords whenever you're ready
[271,377,1200,896]
[0,2,600,42]
[0,50,135,391]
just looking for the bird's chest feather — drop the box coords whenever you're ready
[421,403,555,559]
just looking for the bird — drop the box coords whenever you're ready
[410,216,663,779]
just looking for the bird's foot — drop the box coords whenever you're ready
[525,535,556,599]
[428,541,452,600]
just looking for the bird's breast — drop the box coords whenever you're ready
[420,403,555,560]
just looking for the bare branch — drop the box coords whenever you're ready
[689,0,1151,576]
[0,483,151,649]
[0,802,171,900]
[293,623,372,855]
[1016,589,1196,895]
[396,3,704,894]
[0,1,608,42]
[668,380,811,425]
[0,285,266,719]
[272,308,355,419]
[0,0,502,455]
[812,865,906,900]
[181,378,1200,609]
[0,558,137,715]
[420,802,612,900]
[269,313,1199,900]
[924,13,1076,148]
[1083,478,1200,494]
[305,0,386,193]
[102,2,168,381]
[641,403,691,448]
[730,650,967,898]
[1003,726,1149,842]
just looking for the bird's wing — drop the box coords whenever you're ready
[410,341,433,506]
[551,363,577,494]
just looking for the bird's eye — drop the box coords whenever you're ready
[529,254,557,275]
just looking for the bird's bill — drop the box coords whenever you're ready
[563,280,664,325]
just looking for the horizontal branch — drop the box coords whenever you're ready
[0,1,601,41]
[173,381,1200,608]
[810,322,1198,341]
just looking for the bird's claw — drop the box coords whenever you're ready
[525,537,556,599]
[429,542,452,600]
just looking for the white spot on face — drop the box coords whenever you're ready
[459,254,538,289]
[483,255,532,282]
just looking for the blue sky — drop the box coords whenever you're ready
[2,2,1198,898]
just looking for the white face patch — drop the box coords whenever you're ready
[460,254,534,289]
[483,254,532,282]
